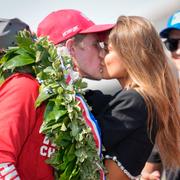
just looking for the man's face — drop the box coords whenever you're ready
[168,30,180,71]
[71,34,105,80]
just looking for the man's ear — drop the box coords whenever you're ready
[66,39,75,57]
[66,39,78,71]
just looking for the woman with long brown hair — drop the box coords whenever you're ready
[93,16,180,180]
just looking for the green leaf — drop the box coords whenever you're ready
[69,121,80,137]
[54,110,67,121]
[0,48,18,65]
[60,160,76,180]
[16,30,35,54]
[44,101,54,119]
[54,131,72,146]
[61,123,67,131]
[36,48,49,63]
[74,79,87,89]
[69,165,80,180]
[0,76,5,85]
[35,88,55,107]
[3,54,34,70]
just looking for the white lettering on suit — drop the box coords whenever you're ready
[40,136,56,158]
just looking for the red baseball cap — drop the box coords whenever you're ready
[37,9,114,45]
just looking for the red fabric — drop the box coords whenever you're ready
[37,9,114,44]
[0,73,54,180]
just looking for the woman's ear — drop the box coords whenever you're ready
[66,39,75,57]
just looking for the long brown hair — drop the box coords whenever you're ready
[109,16,180,168]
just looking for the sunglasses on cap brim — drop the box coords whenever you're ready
[164,38,180,52]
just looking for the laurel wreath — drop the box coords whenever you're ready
[0,30,105,180]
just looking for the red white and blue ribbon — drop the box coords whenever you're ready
[58,51,106,179]
[76,94,106,180]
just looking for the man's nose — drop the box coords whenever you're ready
[99,48,107,59]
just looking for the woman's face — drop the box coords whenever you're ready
[101,43,127,84]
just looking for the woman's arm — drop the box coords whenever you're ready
[140,146,162,180]
[105,159,130,180]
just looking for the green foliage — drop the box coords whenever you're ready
[0,30,105,179]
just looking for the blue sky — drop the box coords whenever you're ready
[1,0,179,32]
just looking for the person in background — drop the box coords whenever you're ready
[88,15,180,180]
[163,10,180,74]
[0,18,30,48]
[0,18,30,53]
[0,10,113,179]
[141,10,180,180]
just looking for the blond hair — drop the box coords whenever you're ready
[109,16,180,168]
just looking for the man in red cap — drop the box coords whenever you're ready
[37,9,113,80]
[0,9,113,180]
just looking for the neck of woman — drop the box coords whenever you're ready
[118,77,131,90]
